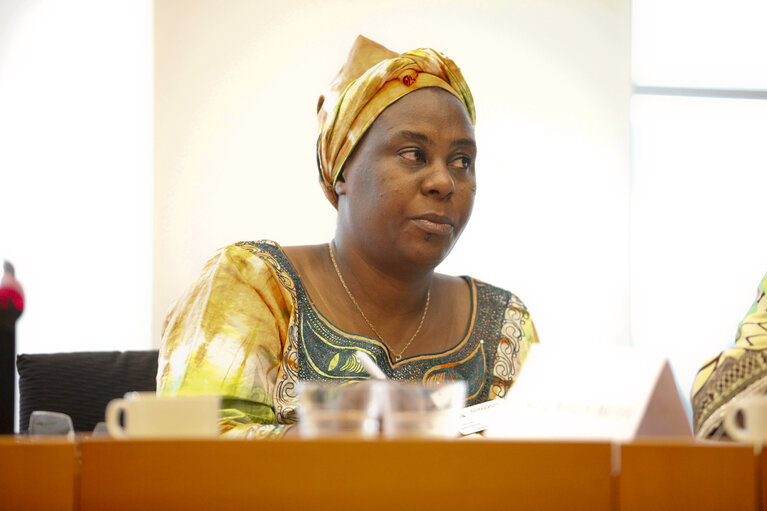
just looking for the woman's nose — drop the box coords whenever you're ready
[422,162,456,199]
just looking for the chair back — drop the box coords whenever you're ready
[16,350,158,432]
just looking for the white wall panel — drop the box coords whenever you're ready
[0,0,153,354]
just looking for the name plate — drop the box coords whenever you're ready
[459,399,505,435]
[485,344,692,441]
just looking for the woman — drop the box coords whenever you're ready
[691,271,767,438]
[157,36,538,438]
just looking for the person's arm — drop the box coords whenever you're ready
[157,244,296,439]
[488,292,539,401]
[691,271,767,438]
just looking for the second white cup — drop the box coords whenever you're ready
[724,394,767,443]
[105,392,220,439]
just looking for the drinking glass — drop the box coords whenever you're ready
[380,381,467,439]
[297,381,380,439]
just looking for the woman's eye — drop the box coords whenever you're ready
[449,156,473,170]
[400,149,425,163]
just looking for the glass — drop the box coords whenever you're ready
[380,381,467,439]
[297,381,380,439]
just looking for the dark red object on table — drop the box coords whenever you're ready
[1,261,24,434]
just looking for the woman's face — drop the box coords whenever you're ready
[335,87,476,272]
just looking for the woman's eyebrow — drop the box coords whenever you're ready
[393,130,476,151]
[394,130,432,145]
[450,138,477,150]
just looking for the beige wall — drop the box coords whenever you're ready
[154,0,632,348]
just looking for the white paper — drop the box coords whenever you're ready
[484,344,692,441]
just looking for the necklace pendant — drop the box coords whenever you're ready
[394,354,401,362]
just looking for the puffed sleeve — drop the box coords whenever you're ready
[691,271,767,437]
[489,291,539,400]
[157,244,296,439]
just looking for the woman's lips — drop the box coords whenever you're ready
[412,216,454,236]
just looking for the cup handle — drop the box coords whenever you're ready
[723,402,748,442]
[105,398,128,439]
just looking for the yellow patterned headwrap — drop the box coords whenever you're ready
[317,35,476,206]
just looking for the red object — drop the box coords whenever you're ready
[0,272,24,312]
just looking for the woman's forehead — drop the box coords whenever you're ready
[374,88,474,138]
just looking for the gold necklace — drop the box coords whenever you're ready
[328,242,430,362]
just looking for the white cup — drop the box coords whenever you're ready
[723,395,767,443]
[105,392,220,439]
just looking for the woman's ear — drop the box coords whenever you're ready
[319,176,339,209]
[334,173,347,196]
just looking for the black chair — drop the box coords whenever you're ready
[16,350,159,433]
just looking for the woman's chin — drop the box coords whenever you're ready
[401,237,457,270]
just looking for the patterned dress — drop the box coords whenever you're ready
[691,271,767,438]
[158,241,538,438]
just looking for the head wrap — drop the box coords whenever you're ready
[317,35,476,206]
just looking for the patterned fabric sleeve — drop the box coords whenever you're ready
[691,271,767,437]
[489,292,539,400]
[157,244,296,439]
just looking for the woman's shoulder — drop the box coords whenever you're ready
[206,240,302,291]
[691,269,767,437]
[460,275,531,314]
[457,275,539,383]
[223,241,323,268]
[216,240,290,271]
[223,239,281,259]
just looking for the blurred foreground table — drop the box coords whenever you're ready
[619,440,759,511]
[78,438,612,511]
[0,436,763,511]
[0,436,76,511]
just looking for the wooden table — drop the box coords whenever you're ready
[619,440,759,511]
[1,436,763,511]
[0,436,76,511]
[77,439,612,511]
